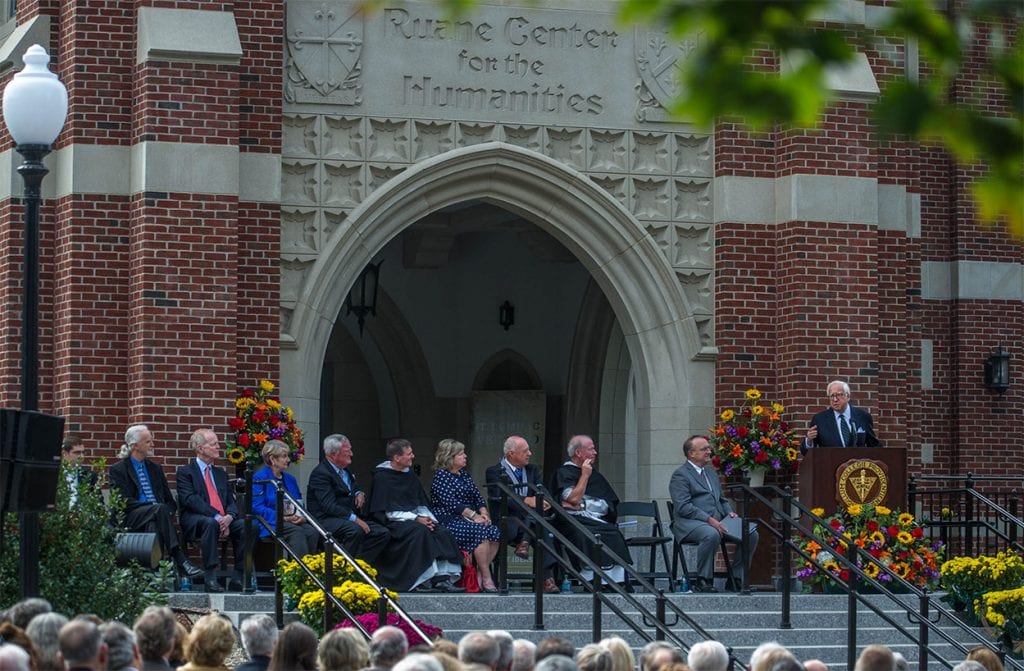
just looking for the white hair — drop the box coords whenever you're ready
[688,641,730,671]
[393,653,445,671]
[826,380,850,396]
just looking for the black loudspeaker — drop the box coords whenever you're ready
[0,409,65,513]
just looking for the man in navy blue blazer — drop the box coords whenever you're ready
[802,380,880,453]
[176,428,247,592]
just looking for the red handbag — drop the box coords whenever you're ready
[454,550,480,593]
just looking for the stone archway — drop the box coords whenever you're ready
[281,142,709,498]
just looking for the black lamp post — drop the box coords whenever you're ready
[2,44,68,597]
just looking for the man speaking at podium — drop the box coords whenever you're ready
[802,380,880,453]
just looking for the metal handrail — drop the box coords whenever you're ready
[728,482,1021,671]
[909,475,1024,555]
[491,479,748,671]
[244,475,432,645]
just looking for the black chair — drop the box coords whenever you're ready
[617,500,675,591]
[665,500,737,590]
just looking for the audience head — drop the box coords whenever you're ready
[892,653,908,671]
[432,640,459,659]
[184,614,235,669]
[0,645,31,671]
[803,661,829,671]
[687,641,729,671]
[598,638,634,671]
[169,622,187,665]
[393,654,445,671]
[536,638,575,662]
[575,644,613,671]
[369,625,409,669]
[133,606,177,662]
[0,622,40,671]
[429,652,462,671]
[239,614,278,659]
[638,643,682,671]
[269,622,317,671]
[511,640,537,671]
[966,647,1004,671]
[25,612,68,671]
[953,663,988,671]
[771,658,804,671]
[487,630,515,671]
[750,643,794,671]
[100,621,139,671]
[9,599,52,631]
[854,645,894,671]
[434,440,467,472]
[59,619,106,670]
[535,656,577,671]
[459,632,500,669]
[318,628,368,671]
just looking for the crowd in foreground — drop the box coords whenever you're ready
[0,596,1011,671]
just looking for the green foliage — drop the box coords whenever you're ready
[0,460,166,621]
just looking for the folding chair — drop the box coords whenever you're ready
[618,500,675,591]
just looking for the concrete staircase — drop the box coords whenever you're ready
[168,588,997,670]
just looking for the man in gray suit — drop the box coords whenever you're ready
[669,435,758,592]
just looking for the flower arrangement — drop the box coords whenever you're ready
[710,388,798,476]
[978,587,1024,655]
[795,503,943,590]
[940,550,1024,612]
[277,553,398,636]
[225,380,304,467]
[337,613,442,647]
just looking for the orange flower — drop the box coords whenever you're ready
[252,432,269,445]
[731,445,743,458]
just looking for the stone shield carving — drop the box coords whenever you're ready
[634,29,701,121]
[286,1,364,105]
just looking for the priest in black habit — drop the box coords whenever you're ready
[550,434,632,584]
[366,438,464,592]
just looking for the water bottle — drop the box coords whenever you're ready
[678,575,689,593]
[250,575,258,592]
[180,575,191,592]
[560,575,571,593]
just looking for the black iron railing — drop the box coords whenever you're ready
[909,473,1023,557]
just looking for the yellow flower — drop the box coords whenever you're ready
[898,512,914,526]
[236,397,255,410]
[811,508,825,517]
[745,388,762,400]
[864,563,880,578]
[847,504,863,516]
[227,448,246,465]
[752,405,765,415]
[720,409,735,421]
[875,505,891,516]
[786,448,798,461]
[267,398,282,410]
[897,531,913,544]
[260,379,275,392]
[772,402,784,412]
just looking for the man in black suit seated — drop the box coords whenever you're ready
[802,380,880,452]
[61,434,97,507]
[484,435,559,594]
[176,428,247,592]
[305,433,390,562]
[108,424,201,580]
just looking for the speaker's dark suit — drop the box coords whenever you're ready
[804,405,879,452]
[176,460,245,572]
[669,461,758,582]
[305,459,389,562]
[109,457,183,558]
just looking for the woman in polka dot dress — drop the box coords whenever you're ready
[431,438,501,592]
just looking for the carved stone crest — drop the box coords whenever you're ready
[285,2,364,105]
[634,29,701,122]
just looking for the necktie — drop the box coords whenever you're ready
[204,466,225,515]
[136,462,155,502]
[514,467,523,481]
[340,469,351,490]
[839,414,854,447]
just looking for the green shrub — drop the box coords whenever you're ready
[0,459,166,620]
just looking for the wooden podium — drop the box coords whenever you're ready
[798,447,907,513]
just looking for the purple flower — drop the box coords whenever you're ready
[724,463,734,476]
[337,613,441,646]
[771,458,781,470]
[270,427,285,439]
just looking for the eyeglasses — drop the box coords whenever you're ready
[829,392,848,399]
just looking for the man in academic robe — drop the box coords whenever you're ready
[108,424,202,580]
[305,432,390,562]
[550,434,632,584]
[365,438,464,592]
[176,428,248,592]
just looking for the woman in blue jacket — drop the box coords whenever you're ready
[252,440,319,558]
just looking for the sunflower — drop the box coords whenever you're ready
[897,531,913,545]
[752,405,765,415]
[227,447,246,464]
[811,507,826,517]
[898,512,914,526]
[847,504,863,516]
[875,505,892,515]
[772,402,784,412]
[786,447,798,461]
[863,563,880,578]
[745,388,762,400]
[259,379,275,392]
[720,409,735,421]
